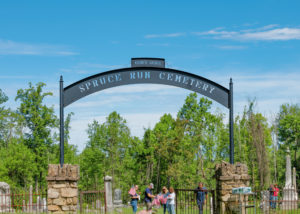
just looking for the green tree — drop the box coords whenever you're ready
[80,111,135,198]
[63,112,78,164]
[0,141,36,189]
[277,104,300,163]
[15,82,57,188]
[0,89,24,148]
[276,103,300,188]
[0,89,11,147]
[234,102,272,189]
[177,93,228,188]
[152,114,177,190]
[53,112,78,164]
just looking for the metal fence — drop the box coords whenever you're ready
[215,189,300,214]
[0,191,47,213]
[241,189,300,214]
[175,188,300,214]
[2,188,298,213]
[79,190,106,213]
[175,188,215,214]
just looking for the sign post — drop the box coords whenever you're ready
[59,76,64,167]
[229,78,234,164]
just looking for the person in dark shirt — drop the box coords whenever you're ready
[268,184,274,209]
[144,183,155,213]
[194,182,207,214]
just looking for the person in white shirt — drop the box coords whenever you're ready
[167,187,176,214]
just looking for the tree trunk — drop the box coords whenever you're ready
[156,156,161,193]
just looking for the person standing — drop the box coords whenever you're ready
[145,183,156,213]
[167,187,176,214]
[129,185,139,214]
[268,184,274,209]
[195,182,207,214]
[162,186,169,214]
[273,184,279,209]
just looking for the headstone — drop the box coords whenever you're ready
[104,176,113,212]
[37,196,40,212]
[22,200,26,212]
[113,189,123,208]
[0,182,11,212]
[281,148,298,210]
[259,190,270,212]
[43,197,47,212]
[96,199,101,209]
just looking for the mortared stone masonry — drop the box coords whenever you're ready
[215,161,251,214]
[47,164,79,213]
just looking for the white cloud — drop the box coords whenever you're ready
[194,25,300,41]
[241,24,279,32]
[145,33,186,39]
[243,28,300,40]
[0,39,78,56]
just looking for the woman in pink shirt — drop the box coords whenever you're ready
[273,184,279,209]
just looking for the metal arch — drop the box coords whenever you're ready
[59,66,234,167]
[63,67,230,108]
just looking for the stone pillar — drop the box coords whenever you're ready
[0,182,11,212]
[215,161,250,214]
[104,176,113,212]
[47,164,79,213]
[281,149,298,210]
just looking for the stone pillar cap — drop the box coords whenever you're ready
[46,164,79,181]
[104,176,112,181]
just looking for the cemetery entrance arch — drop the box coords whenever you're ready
[59,58,234,166]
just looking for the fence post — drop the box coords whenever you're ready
[211,190,216,214]
[104,176,113,212]
[175,189,178,214]
[80,192,83,213]
[11,192,14,212]
[104,190,107,213]
[29,185,33,213]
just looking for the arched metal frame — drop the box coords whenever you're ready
[59,66,234,166]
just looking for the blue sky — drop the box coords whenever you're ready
[1,1,300,151]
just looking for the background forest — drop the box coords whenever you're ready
[0,82,299,199]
